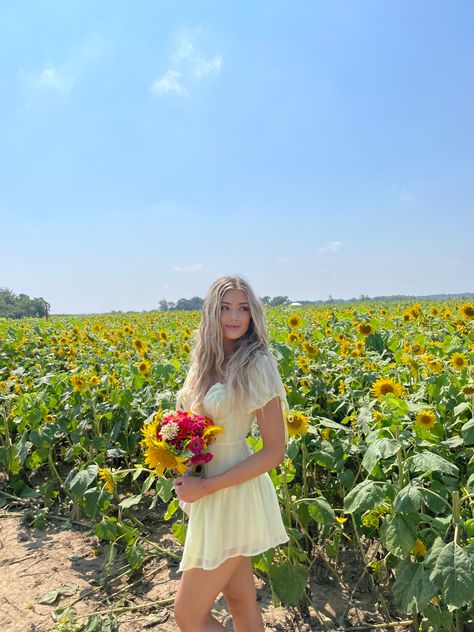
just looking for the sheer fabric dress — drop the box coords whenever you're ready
[176,352,289,572]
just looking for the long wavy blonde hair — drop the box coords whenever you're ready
[176,275,271,413]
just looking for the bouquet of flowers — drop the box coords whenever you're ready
[140,409,223,476]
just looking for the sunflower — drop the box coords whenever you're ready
[71,374,87,392]
[373,410,382,423]
[460,304,474,320]
[297,357,310,373]
[414,410,436,429]
[371,377,405,399]
[450,352,468,371]
[411,538,427,558]
[286,412,309,437]
[182,343,191,354]
[430,306,440,316]
[424,356,443,373]
[98,467,114,493]
[462,384,474,396]
[133,338,144,352]
[357,323,373,336]
[143,441,189,476]
[338,379,345,395]
[301,341,319,357]
[158,331,168,341]
[411,343,425,355]
[138,359,151,377]
[202,425,224,441]
[287,332,299,344]
[288,314,302,329]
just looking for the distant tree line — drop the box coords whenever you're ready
[159,291,474,311]
[0,288,50,319]
[159,296,292,311]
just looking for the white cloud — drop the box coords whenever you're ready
[151,29,222,97]
[19,65,75,94]
[18,33,109,97]
[150,69,187,95]
[318,241,342,253]
[171,263,204,272]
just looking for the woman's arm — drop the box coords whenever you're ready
[173,396,286,503]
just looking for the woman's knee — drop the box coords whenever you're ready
[174,597,203,631]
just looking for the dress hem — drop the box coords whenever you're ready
[177,534,289,573]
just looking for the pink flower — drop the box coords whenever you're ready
[190,452,213,465]
[188,436,205,455]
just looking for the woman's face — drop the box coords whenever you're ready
[220,288,251,345]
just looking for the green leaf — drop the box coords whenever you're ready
[93,517,118,541]
[307,497,335,526]
[343,480,387,514]
[408,452,459,478]
[429,542,474,609]
[393,482,425,513]
[461,419,474,445]
[362,438,400,474]
[380,514,417,558]
[392,559,437,613]
[67,464,99,497]
[268,560,309,606]
[454,402,470,417]
[164,498,179,520]
[156,476,174,503]
[36,583,78,604]
[172,521,186,544]
[119,494,142,509]
[126,541,146,571]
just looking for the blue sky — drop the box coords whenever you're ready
[1,1,473,314]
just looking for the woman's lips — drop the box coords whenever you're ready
[227,325,240,329]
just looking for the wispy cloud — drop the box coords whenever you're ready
[151,29,222,97]
[318,241,342,253]
[18,33,109,98]
[150,70,187,95]
[171,263,204,272]
[19,64,76,94]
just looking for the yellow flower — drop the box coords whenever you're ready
[71,374,86,392]
[158,331,168,341]
[90,375,100,386]
[411,538,427,558]
[286,412,309,437]
[373,410,382,423]
[338,379,345,396]
[371,377,405,399]
[138,359,151,377]
[143,441,188,476]
[183,343,191,354]
[321,428,331,441]
[301,341,319,357]
[287,332,299,344]
[357,322,373,336]
[336,516,348,525]
[460,303,474,320]
[462,384,474,396]
[425,356,443,373]
[414,410,436,429]
[288,314,303,329]
[133,338,147,354]
[450,352,468,371]
[202,425,224,442]
[411,343,425,355]
[296,356,310,372]
[98,467,114,493]
[431,306,440,316]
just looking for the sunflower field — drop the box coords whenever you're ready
[1,301,474,631]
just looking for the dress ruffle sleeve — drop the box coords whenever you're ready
[245,352,289,445]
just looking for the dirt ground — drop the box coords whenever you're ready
[0,509,411,632]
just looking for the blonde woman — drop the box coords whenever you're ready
[172,275,289,632]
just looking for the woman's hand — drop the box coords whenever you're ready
[173,475,213,503]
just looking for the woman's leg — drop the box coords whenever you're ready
[221,556,265,632]
[174,555,246,631]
